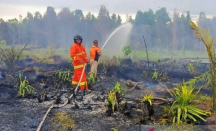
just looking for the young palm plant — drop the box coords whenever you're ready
[112,82,122,110]
[140,94,154,106]
[108,91,115,112]
[87,72,96,87]
[190,21,216,112]
[18,77,35,97]
[152,70,158,80]
[170,82,211,124]
[140,94,154,117]
[105,82,123,114]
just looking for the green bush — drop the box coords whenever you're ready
[122,45,132,56]
[170,82,211,124]
[0,43,27,74]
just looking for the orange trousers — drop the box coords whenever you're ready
[72,67,88,90]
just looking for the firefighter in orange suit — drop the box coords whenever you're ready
[90,40,101,75]
[70,35,90,99]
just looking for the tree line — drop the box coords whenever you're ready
[0,5,215,52]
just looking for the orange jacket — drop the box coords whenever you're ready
[90,46,101,61]
[70,43,88,69]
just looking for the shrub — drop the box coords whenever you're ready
[18,76,35,97]
[87,72,96,87]
[187,63,196,75]
[140,94,154,106]
[105,82,123,112]
[122,45,132,56]
[170,82,211,124]
[0,43,27,74]
[152,70,158,80]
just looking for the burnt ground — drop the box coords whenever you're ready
[0,58,213,131]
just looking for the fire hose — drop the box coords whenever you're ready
[36,63,87,131]
[37,46,105,131]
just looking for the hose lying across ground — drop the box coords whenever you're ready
[36,47,106,131]
[36,64,86,131]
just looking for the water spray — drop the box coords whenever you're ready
[37,23,133,131]
[101,23,132,50]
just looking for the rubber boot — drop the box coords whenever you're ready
[80,89,85,101]
[71,85,78,100]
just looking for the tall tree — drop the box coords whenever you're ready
[172,8,179,51]
[128,15,134,24]
[155,7,171,25]
[73,9,87,46]
[85,12,97,47]
[155,7,171,49]
[0,19,4,41]
[74,9,84,19]
[111,13,117,28]
[116,15,122,26]
[96,5,113,42]
[198,12,206,26]
[43,6,58,47]
[135,10,144,26]
[143,9,155,26]
[22,12,34,45]
[0,19,10,44]
[7,18,19,45]
[98,5,110,18]
[58,7,74,48]
[32,12,44,47]
[186,11,191,23]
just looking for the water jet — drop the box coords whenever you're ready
[101,23,133,57]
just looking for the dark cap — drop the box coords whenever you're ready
[93,40,98,44]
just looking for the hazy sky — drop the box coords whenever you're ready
[0,0,215,22]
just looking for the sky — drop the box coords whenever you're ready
[0,0,215,22]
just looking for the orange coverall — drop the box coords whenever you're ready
[70,43,88,90]
[90,46,101,61]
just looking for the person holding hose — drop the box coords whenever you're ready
[89,40,101,76]
[70,35,90,100]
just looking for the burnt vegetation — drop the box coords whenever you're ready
[0,5,216,131]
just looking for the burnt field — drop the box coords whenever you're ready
[0,56,215,131]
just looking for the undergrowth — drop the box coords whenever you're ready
[87,72,97,87]
[187,63,196,75]
[50,112,75,130]
[170,82,211,124]
[0,43,27,74]
[18,73,35,97]
[105,82,123,113]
